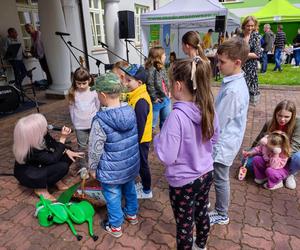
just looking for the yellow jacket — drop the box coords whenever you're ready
[203,33,212,49]
[127,84,153,143]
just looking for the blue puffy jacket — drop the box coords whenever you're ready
[94,104,140,184]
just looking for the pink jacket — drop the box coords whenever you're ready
[252,145,288,169]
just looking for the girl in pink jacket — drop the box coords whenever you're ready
[243,131,291,190]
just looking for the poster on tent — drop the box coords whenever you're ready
[163,24,171,64]
[150,24,160,47]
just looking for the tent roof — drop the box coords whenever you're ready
[251,0,300,22]
[141,0,239,26]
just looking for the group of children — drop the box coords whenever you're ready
[12,30,295,249]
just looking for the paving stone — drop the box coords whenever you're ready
[1,87,300,249]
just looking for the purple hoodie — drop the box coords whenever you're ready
[154,101,219,187]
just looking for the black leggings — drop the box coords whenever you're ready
[14,155,72,189]
[169,171,213,250]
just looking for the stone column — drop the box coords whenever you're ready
[104,0,126,63]
[38,0,71,96]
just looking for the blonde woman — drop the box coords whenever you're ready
[13,113,83,201]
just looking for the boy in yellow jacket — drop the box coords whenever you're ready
[114,63,153,199]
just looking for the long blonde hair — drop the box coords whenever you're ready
[68,67,92,104]
[169,58,214,141]
[13,113,48,164]
[145,47,165,71]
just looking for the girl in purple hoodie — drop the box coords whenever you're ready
[154,57,219,250]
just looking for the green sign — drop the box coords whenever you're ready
[150,24,160,41]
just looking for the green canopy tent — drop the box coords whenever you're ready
[249,0,300,44]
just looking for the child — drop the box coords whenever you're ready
[88,72,140,238]
[181,31,207,60]
[243,131,290,190]
[154,57,219,250]
[120,64,153,199]
[145,46,171,129]
[68,67,100,170]
[13,113,83,201]
[209,37,250,226]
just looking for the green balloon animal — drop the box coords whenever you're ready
[35,195,98,241]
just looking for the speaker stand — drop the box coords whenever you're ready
[125,39,129,63]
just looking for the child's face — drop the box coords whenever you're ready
[276,109,292,126]
[76,79,90,91]
[113,68,126,84]
[217,53,240,76]
[123,75,140,91]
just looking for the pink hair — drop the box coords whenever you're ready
[13,113,48,164]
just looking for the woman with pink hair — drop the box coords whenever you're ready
[13,113,83,201]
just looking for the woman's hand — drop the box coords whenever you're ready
[59,126,72,144]
[65,150,84,162]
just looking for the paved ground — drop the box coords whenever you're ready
[0,86,300,250]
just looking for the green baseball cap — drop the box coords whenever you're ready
[91,72,122,93]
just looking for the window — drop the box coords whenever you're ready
[135,4,149,44]
[89,0,105,47]
[16,0,39,50]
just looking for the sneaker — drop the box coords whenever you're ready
[285,175,296,190]
[125,214,138,225]
[254,178,267,184]
[263,181,283,190]
[136,188,153,199]
[101,220,122,238]
[209,210,229,225]
[135,182,143,191]
[193,237,207,250]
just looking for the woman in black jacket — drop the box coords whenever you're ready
[13,113,83,201]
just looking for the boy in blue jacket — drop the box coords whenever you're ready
[88,72,140,238]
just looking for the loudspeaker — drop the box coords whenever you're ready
[215,16,226,33]
[118,10,135,39]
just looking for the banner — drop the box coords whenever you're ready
[150,24,160,46]
[163,24,171,64]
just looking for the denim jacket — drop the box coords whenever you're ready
[213,72,249,166]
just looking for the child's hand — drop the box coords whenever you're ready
[61,126,72,136]
[242,150,251,158]
[90,171,96,179]
[154,98,162,103]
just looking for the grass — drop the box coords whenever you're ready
[258,63,300,85]
[215,63,300,86]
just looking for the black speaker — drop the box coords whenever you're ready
[118,10,135,39]
[215,16,226,33]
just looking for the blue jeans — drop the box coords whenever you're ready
[101,180,138,227]
[294,48,300,66]
[261,51,268,73]
[289,151,300,175]
[274,48,282,71]
[152,97,171,129]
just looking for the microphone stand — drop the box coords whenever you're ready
[56,33,81,66]
[100,43,128,63]
[67,41,104,75]
[125,39,147,60]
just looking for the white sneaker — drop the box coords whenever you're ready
[263,181,283,190]
[136,188,153,199]
[135,182,143,191]
[192,237,207,250]
[285,175,296,190]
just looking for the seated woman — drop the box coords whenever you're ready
[13,113,84,201]
[245,100,300,189]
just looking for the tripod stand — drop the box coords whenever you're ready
[9,67,40,113]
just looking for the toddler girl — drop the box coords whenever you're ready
[154,57,219,250]
[68,67,100,170]
[243,130,291,190]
